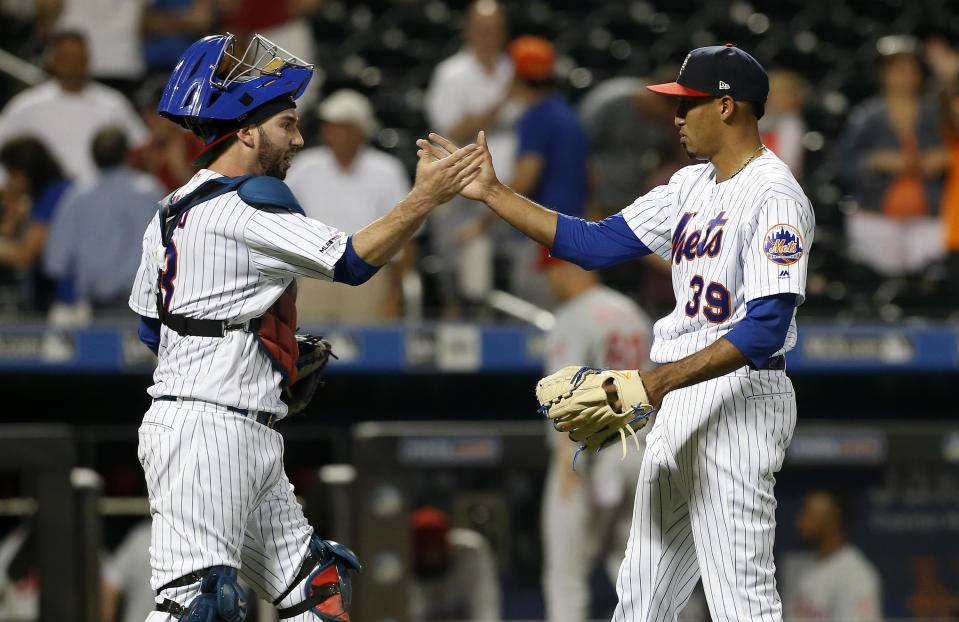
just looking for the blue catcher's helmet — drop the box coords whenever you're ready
[158,33,313,150]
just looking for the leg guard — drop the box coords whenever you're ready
[274,536,362,621]
[156,566,247,622]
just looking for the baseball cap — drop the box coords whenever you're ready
[509,35,555,81]
[317,89,380,138]
[537,246,569,271]
[411,506,450,531]
[647,44,769,103]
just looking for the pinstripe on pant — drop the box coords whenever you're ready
[612,368,797,622]
[138,400,315,618]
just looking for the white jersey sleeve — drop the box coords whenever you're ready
[129,217,161,318]
[619,169,689,262]
[244,208,348,281]
[741,196,815,304]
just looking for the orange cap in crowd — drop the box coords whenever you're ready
[509,35,556,81]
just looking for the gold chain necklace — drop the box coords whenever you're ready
[729,144,766,179]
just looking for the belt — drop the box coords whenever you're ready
[159,314,262,338]
[750,354,786,371]
[154,396,277,428]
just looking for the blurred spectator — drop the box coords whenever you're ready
[100,520,153,622]
[142,0,220,74]
[424,0,521,316]
[409,506,500,622]
[786,489,882,622]
[286,90,413,322]
[0,137,71,312]
[0,524,37,621]
[926,37,959,307]
[760,69,807,179]
[43,127,163,316]
[538,252,654,622]
[836,35,949,278]
[578,74,678,215]
[218,0,323,109]
[466,35,588,308]
[577,70,680,317]
[127,77,204,193]
[0,31,148,184]
[36,0,146,94]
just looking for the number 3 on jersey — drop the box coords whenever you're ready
[160,243,178,310]
[685,275,730,323]
[159,213,188,310]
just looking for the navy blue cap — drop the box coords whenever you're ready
[647,44,769,102]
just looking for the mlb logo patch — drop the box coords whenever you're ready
[763,224,804,265]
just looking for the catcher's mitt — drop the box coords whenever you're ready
[282,335,336,415]
[536,366,654,466]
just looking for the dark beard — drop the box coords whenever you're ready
[256,127,289,179]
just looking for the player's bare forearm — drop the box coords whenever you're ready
[640,338,748,407]
[482,180,558,248]
[351,190,434,266]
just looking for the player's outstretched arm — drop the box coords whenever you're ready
[351,140,484,266]
[609,338,749,410]
[420,131,559,248]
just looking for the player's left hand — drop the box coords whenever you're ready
[282,334,336,415]
[419,131,501,203]
[412,138,484,205]
[537,366,655,462]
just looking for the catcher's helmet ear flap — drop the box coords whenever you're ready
[158,33,313,142]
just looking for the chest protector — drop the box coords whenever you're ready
[156,175,307,386]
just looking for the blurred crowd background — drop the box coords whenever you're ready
[0,1,958,621]
[0,0,958,325]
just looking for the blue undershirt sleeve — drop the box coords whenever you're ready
[333,236,381,285]
[723,293,797,368]
[138,316,161,355]
[550,212,652,270]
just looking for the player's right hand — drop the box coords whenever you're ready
[421,131,501,203]
[413,137,483,205]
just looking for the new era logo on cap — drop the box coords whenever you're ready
[646,44,769,102]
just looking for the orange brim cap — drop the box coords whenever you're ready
[646,82,712,97]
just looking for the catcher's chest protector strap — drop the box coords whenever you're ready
[155,175,304,339]
[255,280,299,386]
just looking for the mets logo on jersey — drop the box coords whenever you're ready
[763,224,804,265]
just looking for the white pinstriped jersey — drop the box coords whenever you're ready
[128,169,349,415]
[620,151,814,364]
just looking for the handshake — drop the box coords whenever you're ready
[410,131,502,208]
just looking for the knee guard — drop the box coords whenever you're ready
[274,536,362,621]
[156,565,247,622]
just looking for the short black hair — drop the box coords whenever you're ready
[740,100,765,120]
[204,134,238,165]
[810,487,850,531]
[51,30,86,49]
[0,136,65,198]
[92,127,128,169]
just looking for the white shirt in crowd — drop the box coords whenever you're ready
[0,81,148,182]
[286,146,410,234]
[409,528,501,622]
[787,545,883,622]
[424,49,520,181]
[55,0,146,80]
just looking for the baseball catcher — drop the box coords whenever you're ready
[536,366,655,465]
